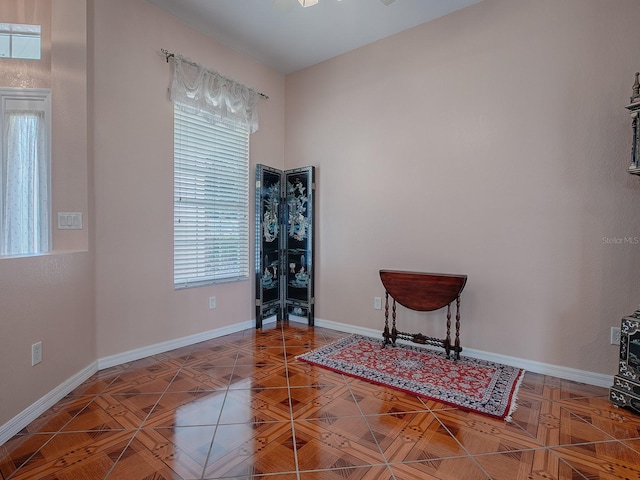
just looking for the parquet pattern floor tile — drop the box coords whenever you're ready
[1,322,638,480]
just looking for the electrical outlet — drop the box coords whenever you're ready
[611,326,621,346]
[209,296,216,310]
[32,341,42,366]
[374,297,382,310]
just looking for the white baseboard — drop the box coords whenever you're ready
[0,361,98,446]
[97,319,262,369]
[312,318,615,388]
[0,320,269,446]
[1,314,614,447]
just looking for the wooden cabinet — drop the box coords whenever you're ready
[610,314,640,414]
[627,72,640,175]
[610,75,640,413]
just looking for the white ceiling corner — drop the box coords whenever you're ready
[145,0,483,75]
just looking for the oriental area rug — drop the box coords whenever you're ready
[296,334,525,421]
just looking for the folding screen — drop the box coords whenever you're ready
[255,165,315,328]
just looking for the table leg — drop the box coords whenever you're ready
[445,303,452,358]
[454,296,461,360]
[391,299,398,346]
[383,291,390,346]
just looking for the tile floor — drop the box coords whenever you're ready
[1,321,640,479]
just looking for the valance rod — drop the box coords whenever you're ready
[160,48,269,100]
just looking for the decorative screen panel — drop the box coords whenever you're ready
[255,164,314,328]
[284,167,314,321]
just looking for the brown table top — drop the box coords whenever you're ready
[379,270,467,311]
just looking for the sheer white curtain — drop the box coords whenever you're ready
[1,110,49,255]
[169,55,261,133]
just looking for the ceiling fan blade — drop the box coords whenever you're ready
[273,0,297,12]
[275,0,393,9]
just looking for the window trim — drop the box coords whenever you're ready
[0,87,52,258]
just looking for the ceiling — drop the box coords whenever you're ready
[145,0,483,74]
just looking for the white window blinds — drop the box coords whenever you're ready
[173,105,250,288]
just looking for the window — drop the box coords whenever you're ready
[0,88,51,256]
[0,23,41,60]
[174,105,250,288]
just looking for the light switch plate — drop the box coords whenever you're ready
[57,212,83,230]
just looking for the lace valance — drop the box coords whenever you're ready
[169,55,261,133]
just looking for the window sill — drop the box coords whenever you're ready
[0,249,89,260]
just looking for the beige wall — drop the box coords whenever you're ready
[1,0,284,431]
[285,0,640,375]
[92,0,285,358]
[0,0,93,427]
